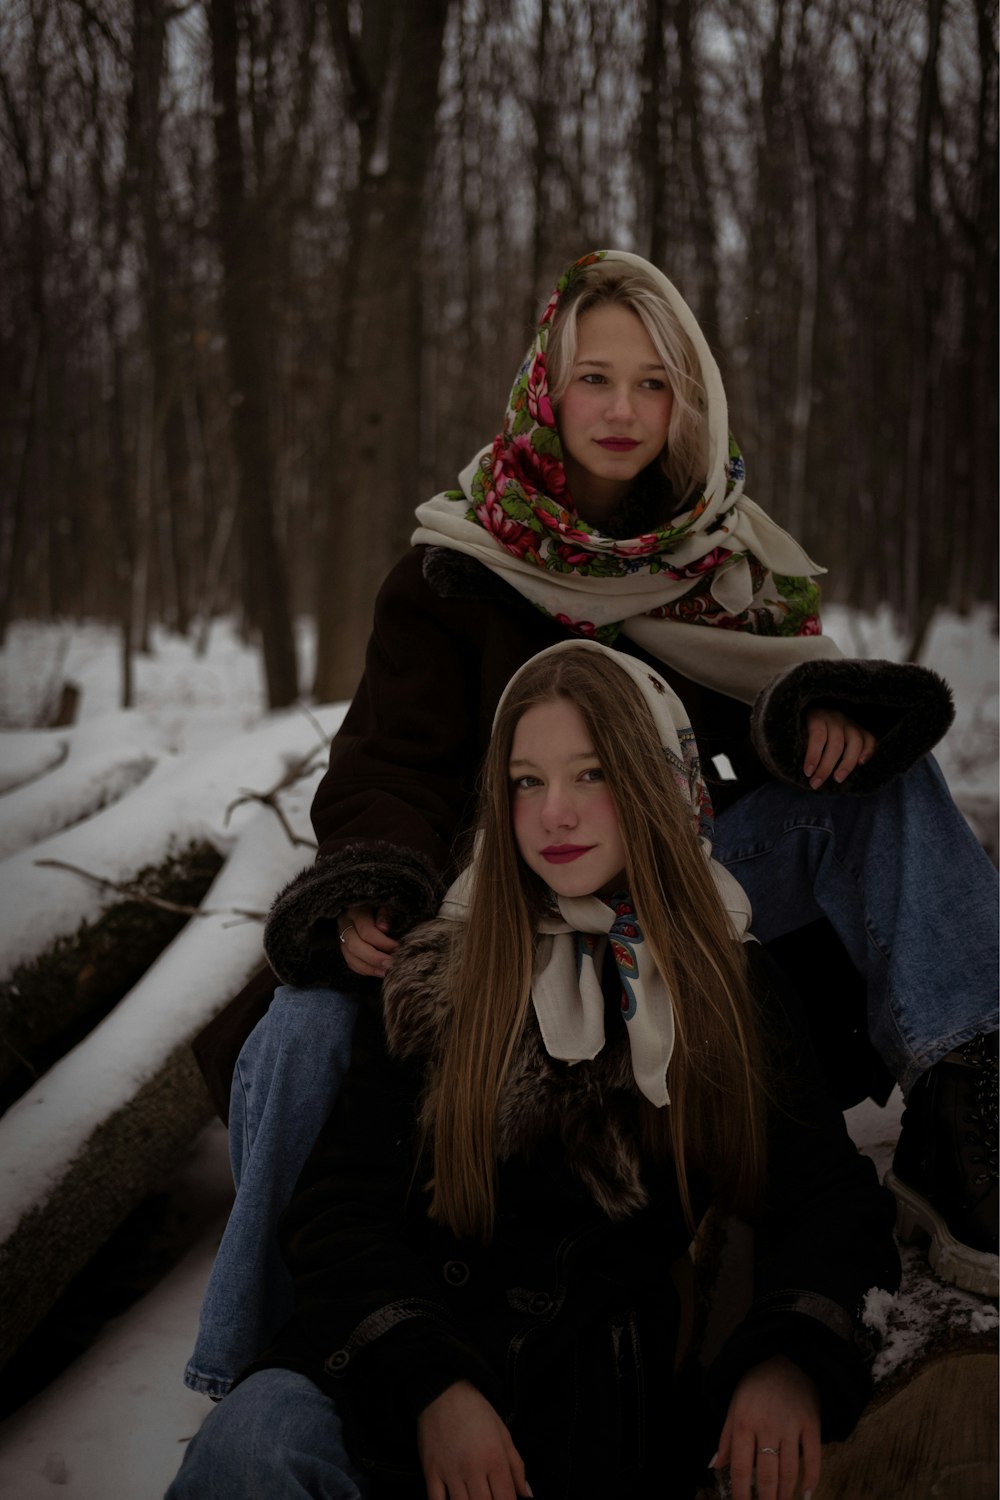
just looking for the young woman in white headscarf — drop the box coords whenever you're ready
[183,251,997,1403]
[169,641,901,1500]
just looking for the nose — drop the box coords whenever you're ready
[603,385,636,423]
[541,784,577,832]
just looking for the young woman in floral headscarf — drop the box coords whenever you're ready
[183,252,997,1407]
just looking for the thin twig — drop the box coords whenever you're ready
[33,857,267,923]
[224,745,326,846]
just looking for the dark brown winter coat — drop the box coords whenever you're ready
[193,544,953,1116]
[244,924,900,1500]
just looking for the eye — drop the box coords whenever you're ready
[580,372,607,385]
[580,766,605,784]
[641,377,667,391]
[511,774,541,792]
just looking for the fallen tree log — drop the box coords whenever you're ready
[0,842,224,1110]
[0,803,313,1371]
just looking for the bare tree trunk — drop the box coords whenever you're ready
[673,0,718,333]
[527,0,552,321]
[637,0,668,266]
[902,0,943,636]
[0,327,43,644]
[208,0,298,709]
[786,104,817,537]
[312,0,450,703]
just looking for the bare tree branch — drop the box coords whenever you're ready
[33,856,267,922]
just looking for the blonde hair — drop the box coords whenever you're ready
[424,649,766,1243]
[546,260,710,505]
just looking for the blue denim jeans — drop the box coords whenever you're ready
[711,756,998,1093]
[167,1368,369,1499]
[185,756,998,1397]
[184,986,359,1398]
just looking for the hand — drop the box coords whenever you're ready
[713,1354,821,1500]
[802,707,876,789]
[337,903,399,979]
[417,1381,532,1500]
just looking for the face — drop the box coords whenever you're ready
[509,697,627,900]
[556,303,674,527]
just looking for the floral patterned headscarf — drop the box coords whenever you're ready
[414,250,841,704]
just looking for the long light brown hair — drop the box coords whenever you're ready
[424,649,767,1243]
[546,259,710,505]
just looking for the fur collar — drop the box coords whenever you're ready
[382,918,654,1219]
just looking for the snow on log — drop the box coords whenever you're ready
[0,730,70,794]
[0,800,315,1369]
[0,703,345,984]
[0,713,166,860]
[0,705,346,1105]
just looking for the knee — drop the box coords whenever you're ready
[239,986,359,1077]
[168,1371,364,1499]
[230,987,359,1154]
[270,984,360,1038]
[167,1386,273,1498]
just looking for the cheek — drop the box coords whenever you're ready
[555,391,586,451]
[656,391,674,444]
[511,799,534,860]
[595,789,623,839]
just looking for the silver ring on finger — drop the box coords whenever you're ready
[757,1446,780,1456]
[339,922,356,947]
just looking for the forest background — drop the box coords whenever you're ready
[0,0,996,713]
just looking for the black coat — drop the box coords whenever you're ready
[246,931,900,1500]
[195,544,948,1116]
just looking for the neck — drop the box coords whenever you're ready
[564,457,632,528]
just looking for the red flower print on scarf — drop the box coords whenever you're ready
[797,615,821,636]
[494,435,569,504]
[473,493,540,560]
[555,613,598,637]
[526,353,555,427]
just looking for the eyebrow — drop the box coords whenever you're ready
[509,749,599,770]
[573,357,666,371]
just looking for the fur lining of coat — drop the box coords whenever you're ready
[263,842,445,989]
[381,916,653,1222]
[422,544,529,608]
[750,656,954,796]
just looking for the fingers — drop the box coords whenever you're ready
[800,1420,821,1498]
[417,1380,530,1500]
[338,903,399,978]
[803,709,877,788]
[727,1436,804,1500]
[716,1356,821,1500]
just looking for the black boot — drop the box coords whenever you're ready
[885,1033,998,1297]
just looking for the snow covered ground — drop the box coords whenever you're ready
[0,607,995,1499]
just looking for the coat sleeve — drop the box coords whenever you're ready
[250,997,503,1477]
[750,657,954,796]
[704,944,901,1440]
[263,549,491,989]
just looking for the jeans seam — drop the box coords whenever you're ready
[234,1057,254,1165]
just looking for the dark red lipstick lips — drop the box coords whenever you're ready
[542,845,593,864]
[596,437,639,451]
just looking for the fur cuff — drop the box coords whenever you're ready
[422,546,531,612]
[263,842,445,988]
[751,658,954,796]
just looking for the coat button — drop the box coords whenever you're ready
[528,1292,553,1316]
[443,1259,470,1286]
[324,1349,350,1375]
